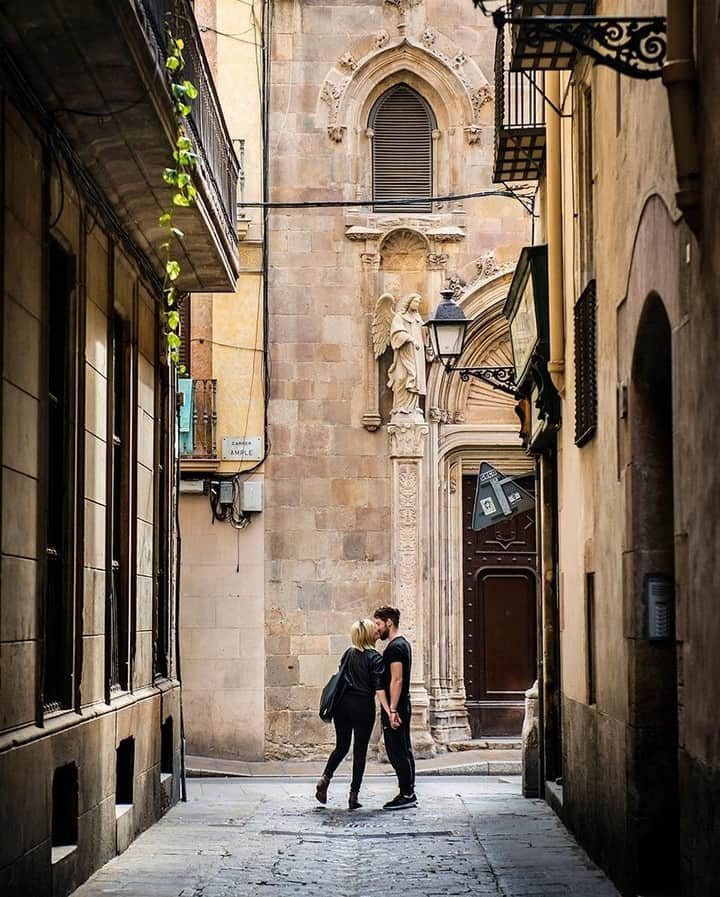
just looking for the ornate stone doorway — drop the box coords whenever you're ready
[461,475,537,737]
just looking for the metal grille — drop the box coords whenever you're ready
[371,85,433,213]
[574,279,597,446]
[510,1,597,70]
[493,22,547,182]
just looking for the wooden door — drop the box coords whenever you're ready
[462,474,537,737]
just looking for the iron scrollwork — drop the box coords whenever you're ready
[451,365,517,396]
[506,15,667,80]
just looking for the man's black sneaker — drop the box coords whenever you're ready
[383,793,418,810]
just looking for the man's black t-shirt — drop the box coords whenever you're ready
[382,636,412,712]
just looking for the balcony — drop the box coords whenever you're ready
[179,379,218,466]
[0,0,239,291]
[508,2,596,71]
[493,24,546,183]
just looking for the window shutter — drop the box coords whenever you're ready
[371,84,433,213]
[574,279,597,446]
[179,295,191,375]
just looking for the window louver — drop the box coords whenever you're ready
[371,85,434,213]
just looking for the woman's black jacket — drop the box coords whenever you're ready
[341,647,385,697]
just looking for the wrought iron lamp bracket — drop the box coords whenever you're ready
[501,14,667,80]
[443,363,517,396]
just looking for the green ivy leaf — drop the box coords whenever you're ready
[166,56,180,72]
[158,212,172,227]
[162,168,179,185]
[173,193,191,207]
[176,135,192,151]
[159,241,170,252]
[167,310,180,330]
[165,287,176,306]
[166,259,181,281]
[167,332,181,349]
[186,184,197,199]
[177,172,191,188]
[177,364,187,375]
[183,80,199,100]
[172,83,188,98]
[176,38,184,51]
[178,102,191,117]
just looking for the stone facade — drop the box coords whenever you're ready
[263,0,531,758]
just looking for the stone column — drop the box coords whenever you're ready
[388,417,435,757]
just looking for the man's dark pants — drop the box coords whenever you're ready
[382,703,415,795]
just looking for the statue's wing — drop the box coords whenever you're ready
[372,292,395,359]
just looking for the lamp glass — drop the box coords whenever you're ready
[429,319,467,359]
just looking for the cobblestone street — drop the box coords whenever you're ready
[70,777,619,897]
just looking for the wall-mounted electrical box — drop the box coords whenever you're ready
[645,573,675,642]
[241,481,263,513]
[219,480,234,506]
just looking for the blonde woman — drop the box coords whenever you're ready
[316,619,391,809]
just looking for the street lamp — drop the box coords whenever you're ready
[424,288,517,396]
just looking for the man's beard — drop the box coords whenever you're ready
[378,629,389,641]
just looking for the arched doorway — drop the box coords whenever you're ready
[628,293,679,894]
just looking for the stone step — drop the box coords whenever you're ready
[447,738,522,752]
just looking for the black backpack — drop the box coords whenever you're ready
[319,649,351,722]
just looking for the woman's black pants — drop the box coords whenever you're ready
[322,691,375,793]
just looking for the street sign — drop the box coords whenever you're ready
[471,462,535,532]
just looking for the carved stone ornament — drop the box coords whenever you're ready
[375,30,390,48]
[446,273,466,299]
[337,52,357,71]
[360,251,381,268]
[426,226,465,242]
[476,250,500,279]
[464,124,483,145]
[384,0,423,9]
[345,225,384,241]
[426,252,449,270]
[421,29,436,48]
[454,51,468,69]
[327,125,346,142]
[471,85,493,113]
[388,421,429,458]
[394,461,421,639]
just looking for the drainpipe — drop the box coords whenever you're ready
[545,72,565,393]
[662,1,700,233]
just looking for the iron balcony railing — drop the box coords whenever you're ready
[508,2,597,71]
[574,279,597,447]
[140,0,239,249]
[493,23,547,182]
[179,378,218,460]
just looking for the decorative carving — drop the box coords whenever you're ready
[446,273,466,299]
[337,52,357,71]
[449,474,457,494]
[398,468,418,526]
[373,293,428,419]
[360,251,380,269]
[454,51,468,68]
[464,124,483,144]
[375,29,390,48]
[388,421,429,458]
[421,29,436,48]
[476,250,500,279]
[345,225,383,241]
[327,125,346,142]
[427,226,465,242]
[428,407,450,423]
[471,85,493,113]
[395,461,419,639]
[427,252,449,270]
[384,0,423,8]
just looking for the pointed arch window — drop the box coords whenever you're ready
[370,84,435,213]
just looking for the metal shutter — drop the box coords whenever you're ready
[372,85,433,213]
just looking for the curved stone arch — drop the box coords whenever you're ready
[321,35,492,144]
[427,271,515,419]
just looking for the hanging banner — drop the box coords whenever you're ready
[472,462,535,532]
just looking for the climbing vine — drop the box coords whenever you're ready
[159,27,199,371]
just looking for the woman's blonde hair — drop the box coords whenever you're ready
[351,618,376,650]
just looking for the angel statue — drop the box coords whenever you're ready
[372,292,429,419]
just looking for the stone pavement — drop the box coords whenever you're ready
[70,777,620,897]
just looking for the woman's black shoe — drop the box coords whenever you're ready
[315,775,329,804]
[348,791,362,810]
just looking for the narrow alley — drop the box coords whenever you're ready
[70,776,618,897]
